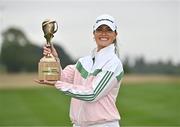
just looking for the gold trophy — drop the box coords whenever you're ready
[38,19,60,81]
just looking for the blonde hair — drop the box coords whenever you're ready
[113,30,120,58]
[113,39,120,58]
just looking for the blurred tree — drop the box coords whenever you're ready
[130,56,180,75]
[0,27,74,72]
[122,56,131,74]
[1,28,41,72]
[132,56,146,73]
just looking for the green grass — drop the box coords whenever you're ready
[0,88,71,126]
[0,82,180,126]
[117,82,180,126]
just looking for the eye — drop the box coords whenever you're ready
[95,27,113,33]
[107,28,113,32]
[96,28,102,32]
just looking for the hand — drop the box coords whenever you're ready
[34,79,56,86]
[43,44,59,58]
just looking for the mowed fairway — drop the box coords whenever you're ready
[0,73,180,126]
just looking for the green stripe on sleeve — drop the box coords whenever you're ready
[63,71,114,101]
[116,71,124,81]
[76,61,103,78]
[64,71,110,98]
[83,72,113,101]
[76,61,89,79]
[91,69,102,76]
[92,72,113,100]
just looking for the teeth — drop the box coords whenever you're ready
[100,37,108,41]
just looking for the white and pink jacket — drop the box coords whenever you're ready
[55,44,124,126]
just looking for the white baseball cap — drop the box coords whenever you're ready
[93,14,117,31]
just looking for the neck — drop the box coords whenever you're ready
[97,44,112,52]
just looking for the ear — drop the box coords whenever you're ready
[113,32,117,38]
[115,31,118,36]
[93,31,96,37]
[114,32,118,40]
[92,32,95,40]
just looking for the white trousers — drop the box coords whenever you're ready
[73,120,120,127]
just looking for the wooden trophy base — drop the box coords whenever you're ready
[38,55,60,81]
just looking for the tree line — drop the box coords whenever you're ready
[123,57,180,75]
[0,27,74,73]
[0,27,180,75]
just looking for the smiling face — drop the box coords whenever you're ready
[93,25,117,51]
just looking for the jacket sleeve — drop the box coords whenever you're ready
[60,65,75,84]
[55,61,124,102]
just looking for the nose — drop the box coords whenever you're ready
[101,30,107,35]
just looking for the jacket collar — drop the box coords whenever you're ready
[91,44,115,59]
[91,44,116,70]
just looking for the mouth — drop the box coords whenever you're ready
[99,37,109,41]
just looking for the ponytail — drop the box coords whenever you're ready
[113,30,120,58]
[113,39,120,58]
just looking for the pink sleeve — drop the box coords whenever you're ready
[55,76,117,102]
[55,70,123,102]
[60,65,75,84]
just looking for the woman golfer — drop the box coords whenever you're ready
[36,14,124,127]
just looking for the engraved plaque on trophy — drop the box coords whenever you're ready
[38,19,60,81]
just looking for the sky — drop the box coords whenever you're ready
[0,0,179,65]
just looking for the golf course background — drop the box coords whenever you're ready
[0,73,179,126]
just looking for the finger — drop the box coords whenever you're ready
[44,80,54,84]
[43,52,47,56]
[43,47,51,55]
[43,46,51,51]
[34,79,51,85]
[43,50,50,55]
[45,43,50,47]
[43,80,55,86]
[34,79,45,84]
[34,79,55,86]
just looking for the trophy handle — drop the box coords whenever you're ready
[53,21,58,33]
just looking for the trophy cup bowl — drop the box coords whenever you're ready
[42,19,58,44]
[38,19,60,81]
